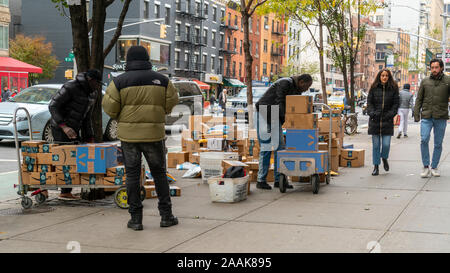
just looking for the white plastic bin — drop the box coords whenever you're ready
[207,175,249,203]
[200,152,239,183]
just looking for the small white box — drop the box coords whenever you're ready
[207,175,249,203]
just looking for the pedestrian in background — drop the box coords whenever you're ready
[414,58,450,178]
[397,83,414,138]
[218,88,228,116]
[209,93,216,114]
[367,69,400,176]
[1,86,11,102]
[102,46,179,231]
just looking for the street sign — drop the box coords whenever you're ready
[386,55,394,68]
[69,52,74,58]
[65,57,73,62]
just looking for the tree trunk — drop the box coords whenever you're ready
[318,11,327,105]
[242,13,254,128]
[90,0,107,142]
[69,1,90,73]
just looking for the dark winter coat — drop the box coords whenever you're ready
[256,76,304,125]
[367,83,400,136]
[48,73,97,141]
[414,73,450,121]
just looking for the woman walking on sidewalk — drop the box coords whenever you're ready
[367,69,400,176]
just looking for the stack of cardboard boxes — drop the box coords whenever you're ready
[278,95,328,181]
[317,109,344,172]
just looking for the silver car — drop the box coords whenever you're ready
[0,84,115,142]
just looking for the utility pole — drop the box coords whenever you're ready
[442,14,449,72]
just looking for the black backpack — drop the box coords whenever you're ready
[223,166,246,178]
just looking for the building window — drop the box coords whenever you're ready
[221,10,225,23]
[196,2,201,16]
[255,65,258,79]
[176,0,181,11]
[234,38,237,52]
[0,0,8,7]
[228,12,231,26]
[203,29,208,45]
[256,19,259,32]
[165,7,170,24]
[219,58,223,73]
[249,18,252,33]
[144,0,149,19]
[220,34,224,48]
[117,39,138,62]
[232,61,236,77]
[264,40,268,53]
[0,25,8,50]
[263,63,267,75]
[213,7,217,21]
[212,32,216,47]
[211,56,215,71]
[239,62,242,77]
[271,64,273,74]
[186,26,191,37]
[140,40,170,65]
[255,42,259,56]
[203,55,208,71]
[175,23,181,36]
[204,3,209,16]
[272,20,274,32]
[264,16,269,29]
[155,3,160,18]
[175,51,180,68]
[235,15,238,26]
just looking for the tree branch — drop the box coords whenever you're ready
[103,0,132,58]
[249,0,268,17]
[105,0,115,8]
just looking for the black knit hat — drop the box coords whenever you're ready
[86,69,106,86]
[126,45,150,62]
[403,83,410,90]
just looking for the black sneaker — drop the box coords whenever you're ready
[274,181,279,188]
[160,215,178,228]
[256,182,272,190]
[396,133,401,139]
[404,134,408,138]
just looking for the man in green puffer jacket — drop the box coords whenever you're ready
[414,58,450,178]
[102,46,179,231]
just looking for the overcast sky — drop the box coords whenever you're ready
[390,0,422,33]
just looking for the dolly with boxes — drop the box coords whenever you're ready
[276,96,333,194]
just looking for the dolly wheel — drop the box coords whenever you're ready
[326,175,330,185]
[279,174,287,193]
[312,175,320,194]
[21,196,33,209]
[35,193,47,205]
[114,187,129,209]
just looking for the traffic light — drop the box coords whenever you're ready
[160,24,167,39]
[65,69,73,79]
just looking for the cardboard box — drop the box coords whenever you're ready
[39,143,59,153]
[267,169,274,182]
[21,141,46,155]
[285,129,319,151]
[30,172,56,185]
[330,155,339,172]
[248,129,258,140]
[284,113,318,129]
[52,145,77,166]
[244,139,259,157]
[205,116,235,127]
[106,165,126,177]
[185,139,201,153]
[318,133,337,143]
[37,153,54,165]
[144,179,155,185]
[22,162,37,172]
[104,175,127,186]
[245,162,259,171]
[80,174,104,185]
[167,152,189,168]
[55,165,77,174]
[145,185,158,199]
[221,160,249,174]
[21,171,30,184]
[189,152,200,164]
[169,186,181,197]
[76,144,118,174]
[318,143,341,156]
[56,173,80,185]
[277,150,329,173]
[207,138,226,151]
[37,164,54,173]
[249,170,258,182]
[322,109,342,119]
[189,115,213,134]
[286,95,313,114]
[318,119,341,133]
[340,149,365,167]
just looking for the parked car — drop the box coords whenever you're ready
[226,86,269,122]
[0,84,114,142]
[327,94,345,110]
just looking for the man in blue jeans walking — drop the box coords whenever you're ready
[255,74,313,190]
[414,58,450,178]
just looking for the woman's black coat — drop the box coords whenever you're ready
[367,83,400,136]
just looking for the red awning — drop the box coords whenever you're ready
[193,79,210,90]
[0,57,43,73]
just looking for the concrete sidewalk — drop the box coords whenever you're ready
[0,121,450,253]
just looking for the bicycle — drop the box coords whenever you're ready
[342,106,358,135]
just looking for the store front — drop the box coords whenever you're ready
[223,78,246,96]
[0,57,42,94]
[204,73,223,100]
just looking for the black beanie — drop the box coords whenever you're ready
[126,45,150,62]
[403,83,410,90]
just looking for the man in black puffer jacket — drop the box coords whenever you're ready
[255,74,313,190]
[49,69,104,199]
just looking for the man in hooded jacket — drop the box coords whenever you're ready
[103,46,179,230]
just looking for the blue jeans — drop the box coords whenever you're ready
[372,135,391,166]
[420,118,447,169]
[256,110,284,183]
